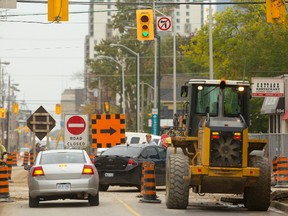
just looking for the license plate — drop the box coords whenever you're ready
[56,183,71,191]
[105,173,114,177]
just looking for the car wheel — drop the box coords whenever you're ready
[29,194,39,208]
[99,184,109,191]
[89,193,99,206]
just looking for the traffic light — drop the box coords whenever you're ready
[104,102,110,113]
[55,103,61,115]
[13,103,19,114]
[18,126,22,134]
[136,9,154,41]
[0,108,6,118]
[25,126,29,133]
[48,0,69,22]
[266,0,286,24]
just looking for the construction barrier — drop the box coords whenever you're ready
[275,156,288,188]
[139,161,161,203]
[0,164,10,200]
[272,156,278,185]
[6,154,13,183]
[22,152,29,166]
[29,152,34,166]
[11,152,17,167]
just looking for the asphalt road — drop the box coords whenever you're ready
[0,165,287,216]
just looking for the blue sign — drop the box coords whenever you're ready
[151,114,159,135]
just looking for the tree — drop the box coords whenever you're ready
[181,2,288,132]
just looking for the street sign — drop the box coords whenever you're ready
[151,108,159,135]
[91,114,126,149]
[66,115,86,135]
[64,115,88,149]
[26,106,56,140]
[157,16,172,32]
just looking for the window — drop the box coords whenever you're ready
[195,85,242,116]
[40,152,85,164]
[186,12,190,16]
[157,147,166,159]
[224,87,241,116]
[130,137,141,144]
[176,11,180,16]
[147,147,160,159]
[176,19,180,23]
[196,86,219,115]
[186,5,190,9]
[140,149,148,159]
[186,18,190,23]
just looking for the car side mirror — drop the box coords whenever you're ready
[181,86,188,97]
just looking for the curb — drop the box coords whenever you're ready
[271,201,288,213]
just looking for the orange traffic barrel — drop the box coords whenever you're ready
[275,156,288,188]
[29,152,34,166]
[22,152,29,166]
[11,152,17,167]
[139,161,161,203]
[272,156,278,185]
[0,164,10,199]
[6,154,13,183]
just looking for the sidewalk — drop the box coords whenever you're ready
[271,187,288,213]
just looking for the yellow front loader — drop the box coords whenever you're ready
[165,79,270,211]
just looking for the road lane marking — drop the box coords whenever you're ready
[116,198,141,216]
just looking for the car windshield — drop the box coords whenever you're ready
[102,146,142,157]
[40,152,86,164]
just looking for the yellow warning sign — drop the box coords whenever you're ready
[91,114,126,149]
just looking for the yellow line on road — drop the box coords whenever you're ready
[116,198,142,216]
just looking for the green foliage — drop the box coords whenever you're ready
[181,2,288,79]
[181,2,288,132]
[249,98,268,133]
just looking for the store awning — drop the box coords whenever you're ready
[282,112,288,120]
[260,97,284,115]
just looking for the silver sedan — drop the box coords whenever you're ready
[25,149,99,207]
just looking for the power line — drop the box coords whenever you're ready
[17,1,266,6]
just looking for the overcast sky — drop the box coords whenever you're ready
[0,1,88,122]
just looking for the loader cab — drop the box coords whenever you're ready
[181,80,251,136]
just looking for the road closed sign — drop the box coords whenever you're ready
[64,114,88,149]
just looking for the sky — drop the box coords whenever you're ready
[0,1,88,122]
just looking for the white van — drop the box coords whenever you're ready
[125,132,162,146]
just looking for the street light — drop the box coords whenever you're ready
[96,55,126,114]
[110,43,140,132]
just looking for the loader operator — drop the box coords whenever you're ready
[0,140,7,164]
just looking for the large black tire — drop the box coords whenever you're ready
[99,184,109,191]
[89,192,99,206]
[166,154,190,209]
[244,156,271,211]
[29,194,39,208]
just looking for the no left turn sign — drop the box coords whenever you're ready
[157,16,172,32]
